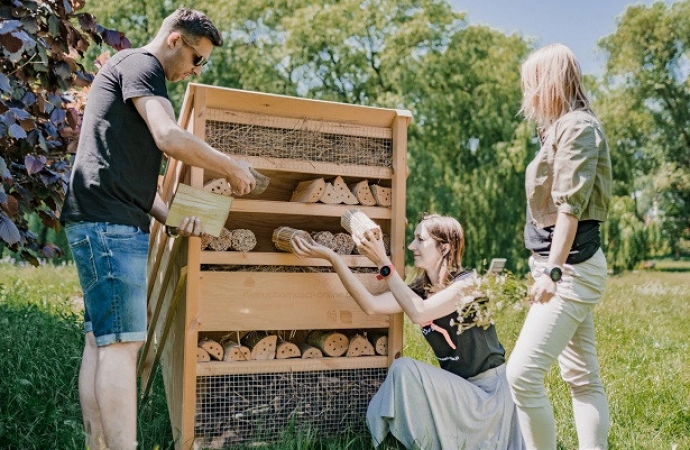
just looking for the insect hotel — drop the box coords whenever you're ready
[140,84,410,449]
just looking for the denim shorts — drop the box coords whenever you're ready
[65,221,149,347]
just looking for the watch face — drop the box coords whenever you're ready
[379,266,392,277]
[548,267,562,282]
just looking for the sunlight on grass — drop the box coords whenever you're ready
[0,261,687,449]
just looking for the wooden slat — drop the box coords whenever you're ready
[196,355,388,377]
[197,272,389,331]
[207,108,392,139]
[199,252,376,267]
[229,199,391,219]
[191,83,410,129]
[238,156,392,179]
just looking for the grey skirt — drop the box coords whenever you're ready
[367,358,525,450]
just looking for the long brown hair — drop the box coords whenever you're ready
[407,214,466,295]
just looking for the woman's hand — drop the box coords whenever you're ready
[354,228,389,266]
[292,236,333,260]
[530,274,556,304]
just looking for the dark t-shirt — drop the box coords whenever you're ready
[61,49,168,231]
[415,272,506,379]
[524,207,601,264]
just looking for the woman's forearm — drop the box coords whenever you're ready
[549,212,579,266]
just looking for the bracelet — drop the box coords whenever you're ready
[165,225,178,238]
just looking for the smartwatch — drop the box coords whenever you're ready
[544,266,563,283]
[376,265,395,280]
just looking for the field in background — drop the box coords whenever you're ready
[0,260,687,449]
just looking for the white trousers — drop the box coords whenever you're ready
[506,249,609,450]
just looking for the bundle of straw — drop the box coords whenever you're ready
[272,226,313,253]
[341,209,381,241]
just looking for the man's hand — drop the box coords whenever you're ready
[174,216,206,238]
[225,158,255,196]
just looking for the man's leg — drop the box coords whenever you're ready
[79,332,106,450]
[96,340,144,450]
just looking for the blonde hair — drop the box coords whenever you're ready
[520,44,590,126]
[407,214,465,295]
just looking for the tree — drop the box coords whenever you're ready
[598,0,690,258]
[0,0,128,264]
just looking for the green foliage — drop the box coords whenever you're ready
[0,0,127,263]
[597,0,690,259]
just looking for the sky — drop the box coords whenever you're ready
[448,0,678,76]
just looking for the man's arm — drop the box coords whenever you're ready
[132,95,255,195]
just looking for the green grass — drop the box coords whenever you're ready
[0,260,688,449]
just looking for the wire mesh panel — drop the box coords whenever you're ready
[205,119,393,168]
[194,367,386,448]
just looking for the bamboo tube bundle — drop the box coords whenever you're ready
[196,347,211,362]
[367,332,388,356]
[311,231,334,249]
[341,209,381,240]
[305,330,349,357]
[332,232,355,255]
[275,341,301,359]
[199,338,224,361]
[348,180,377,206]
[241,332,278,360]
[219,339,251,361]
[200,227,234,251]
[346,333,376,357]
[272,226,313,253]
[230,228,257,252]
[296,343,323,359]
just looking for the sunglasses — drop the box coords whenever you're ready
[180,35,208,67]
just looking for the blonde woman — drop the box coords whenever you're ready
[293,214,524,450]
[505,44,613,450]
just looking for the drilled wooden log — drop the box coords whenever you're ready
[272,226,313,253]
[370,184,392,207]
[330,176,359,205]
[196,346,211,362]
[241,333,278,360]
[368,332,388,356]
[341,209,381,240]
[230,228,257,252]
[203,178,232,196]
[199,338,223,361]
[291,178,325,203]
[275,341,301,359]
[319,182,340,204]
[220,339,251,361]
[297,343,323,359]
[346,333,376,357]
[348,180,377,206]
[305,330,349,357]
[332,232,355,255]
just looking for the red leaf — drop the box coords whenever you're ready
[25,154,46,175]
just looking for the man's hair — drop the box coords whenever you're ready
[161,7,223,47]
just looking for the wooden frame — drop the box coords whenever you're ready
[143,84,410,449]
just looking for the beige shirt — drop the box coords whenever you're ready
[526,109,612,229]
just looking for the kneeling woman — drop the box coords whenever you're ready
[293,214,524,450]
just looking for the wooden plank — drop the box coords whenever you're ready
[197,272,390,331]
[166,184,233,238]
[196,355,388,376]
[141,268,188,400]
[191,83,409,129]
[229,199,391,219]
[207,108,392,139]
[199,252,376,267]
[235,156,393,179]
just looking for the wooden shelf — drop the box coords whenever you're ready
[228,199,391,219]
[200,252,377,267]
[196,356,388,377]
[244,156,394,179]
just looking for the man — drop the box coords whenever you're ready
[60,8,255,450]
